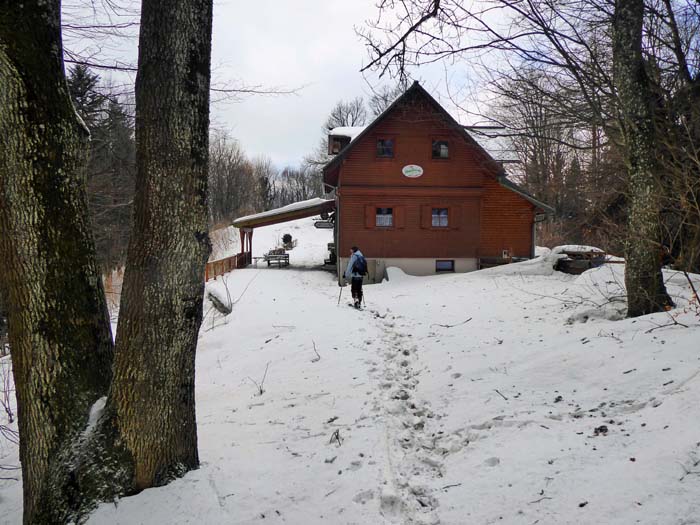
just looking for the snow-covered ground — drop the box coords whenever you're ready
[209,214,333,264]
[1,218,699,524]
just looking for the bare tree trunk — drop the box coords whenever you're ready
[0,2,114,522]
[110,0,213,489]
[612,0,673,316]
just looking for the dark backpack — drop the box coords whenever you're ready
[353,254,368,275]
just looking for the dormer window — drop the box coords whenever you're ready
[328,135,351,155]
[432,140,449,159]
[376,138,394,158]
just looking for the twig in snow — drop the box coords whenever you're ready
[1,359,15,423]
[311,340,321,363]
[679,455,700,481]
[441,483,462,490]
[329,429,342,447]
[232,271,261,305]
[494,389,509,401]
[529,496,553,504]
[247,361,271,396]
[431,317,472,328]
[0,425,19,445]
[597,330,622,343]
[644,318,688,333]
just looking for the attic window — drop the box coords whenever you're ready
[329,135,351,155]
[432,140,449,159]
[376,138,394,158]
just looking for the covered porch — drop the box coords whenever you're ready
[205,198,336,281]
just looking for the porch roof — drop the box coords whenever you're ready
[232,198,336,229]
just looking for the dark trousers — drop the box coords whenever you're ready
[351,277,363,303]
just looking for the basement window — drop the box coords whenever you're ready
[376,138,395,157]
[376,207,393,227]
[432,140,449,159]
[436,260,455,272]
[432,208,449,227]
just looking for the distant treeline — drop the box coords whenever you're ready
[67,65,326,273]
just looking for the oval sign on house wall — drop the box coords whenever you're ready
[402,164,424,178]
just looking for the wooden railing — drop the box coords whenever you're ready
[205,251,251,281]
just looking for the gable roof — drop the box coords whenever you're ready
[322,81,553,214]
[323,81,504,178]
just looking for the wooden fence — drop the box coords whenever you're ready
[205,251,251,281]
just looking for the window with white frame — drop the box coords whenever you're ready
[376,207,393,227]
[432,207,449,227]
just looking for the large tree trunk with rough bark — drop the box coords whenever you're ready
[611,0,673,317]
[110,0,213,489]
[0,2,114,523]
[1,0,213,521]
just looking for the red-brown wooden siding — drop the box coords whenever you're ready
[334,88,537,262]
[336,94,490,190]
[339,193,481,258]
[479,177,534,257]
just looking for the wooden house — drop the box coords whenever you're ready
[323,81,552,282]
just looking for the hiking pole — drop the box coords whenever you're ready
[337,282,343,305]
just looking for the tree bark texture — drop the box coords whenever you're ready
[611,0,673,317]
[0,2,114,522]
[110,0,213,489]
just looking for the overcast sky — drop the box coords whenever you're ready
[66,0,467,168]
[208,0,456,168]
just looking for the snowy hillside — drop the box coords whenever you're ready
[1,218,699,524]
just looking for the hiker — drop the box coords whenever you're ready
[344,246,366,309]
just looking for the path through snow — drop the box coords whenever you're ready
[2,218,699,525]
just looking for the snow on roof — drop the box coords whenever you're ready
[232,197,334,226]
[329,126,367,142]
[467,128,520,163]
[552,245,605,254]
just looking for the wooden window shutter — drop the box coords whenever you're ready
[450,205,461,230]
[365,205,375,229]
[420,205,431,229]
[394,206,406,228]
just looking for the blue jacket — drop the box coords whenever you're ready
[344,250,364,280]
